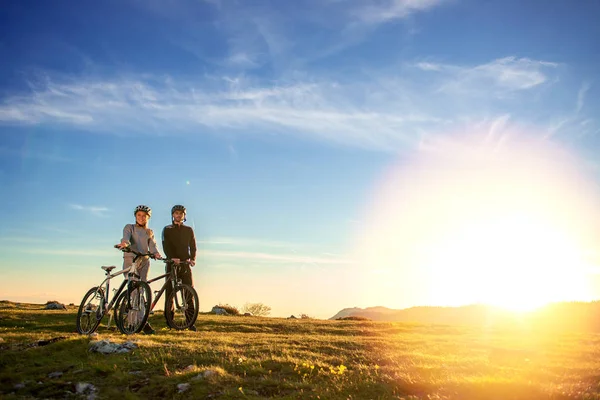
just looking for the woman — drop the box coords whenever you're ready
[117,204,162,334]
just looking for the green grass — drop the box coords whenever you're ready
[1,300,600,399]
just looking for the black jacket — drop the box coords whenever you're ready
[162,224,197,261]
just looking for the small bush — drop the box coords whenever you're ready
[336,316,371,321]
[242,302,272,317]
[299,313,312,319]
[217,304,240,315]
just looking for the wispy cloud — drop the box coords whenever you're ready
[0,236,49,244]
[0,72,440,151]
[416,57,559,95]
[5,245,351,266]
[0,146,72,163]
[542,81,597,140]
[142,0,294,72]
[203,249,353,265]
[199,236,310,249]
[68,204,110,217]
[577,81,591,113]
[6,247,113,257]
[42,226,82,236]
[147,0,449,73]
[0,54,594,153]
[353,0,449,25]
[415,62,443,71]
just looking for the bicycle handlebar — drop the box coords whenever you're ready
[114,245,190,265]
[114,245,156,259]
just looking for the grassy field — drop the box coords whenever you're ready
[1,301,600,399]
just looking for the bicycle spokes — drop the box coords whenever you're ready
[125,291,144,331]
[76,287,105,335]
[166,285,198,330]
[115,281,152,334]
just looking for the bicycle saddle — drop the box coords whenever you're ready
[101,265,117,272]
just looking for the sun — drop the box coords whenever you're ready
[419,213,592,312]
[355,130,599,311]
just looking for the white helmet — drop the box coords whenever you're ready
[134,205,152,217]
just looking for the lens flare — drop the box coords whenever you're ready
[354,130,600,311]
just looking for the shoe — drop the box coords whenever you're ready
[189,325,197,332]
[143,324,156,335]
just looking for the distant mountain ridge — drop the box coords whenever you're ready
[329,302,600,332]
[330,306,397,320]
[329,304,517,324]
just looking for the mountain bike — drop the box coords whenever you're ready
[75,246,153,335]
[114,252,199,330]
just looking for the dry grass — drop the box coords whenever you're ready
[1,301,599,399]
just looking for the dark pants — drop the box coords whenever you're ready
[165,263,195,325]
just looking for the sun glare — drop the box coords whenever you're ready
[421,213,592,312]
[356,130,600,311]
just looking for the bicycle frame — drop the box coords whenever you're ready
[93,258,145,329]
[146,261,188,312]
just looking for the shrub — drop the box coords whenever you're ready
[241,303,272,317]
[336,316,371,321]
[217,304,240,315]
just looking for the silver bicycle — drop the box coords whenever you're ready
[75,245,153,335]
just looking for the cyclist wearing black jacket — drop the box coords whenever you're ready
[162,204,198,331]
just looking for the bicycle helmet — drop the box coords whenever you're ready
[171,204,186,215]
[171,204,187,222]
[134,205,152,217]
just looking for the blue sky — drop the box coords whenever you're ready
[1,0,599,318]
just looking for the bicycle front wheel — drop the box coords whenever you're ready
[164,284,199,330]
[76,287,105,335]
[114,281,152,334]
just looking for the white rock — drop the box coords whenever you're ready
[177,383,191,393]
[44,302,67,310]
[76,382,96,394]
[14,383,25,389]
[48,371,63,378]
[193,369,220,380]
[89,339,137,354]
[203,369,218,378]
[120,341,138,350]
[211,306,229,315]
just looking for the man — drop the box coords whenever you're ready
[162,204,198,331]
[117,204,161,335]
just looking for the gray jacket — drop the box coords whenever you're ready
[121,224,159,257]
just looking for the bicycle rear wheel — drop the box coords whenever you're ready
[114,281,152,334]
[164,284,199,330]
[76,287,105,334]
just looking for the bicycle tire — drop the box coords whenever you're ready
[164,284,199,330]
[114,281,152,334]
[76,287,105,335]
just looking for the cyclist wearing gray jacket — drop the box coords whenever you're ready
[116,205,162,334]
[117,205,162,281]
